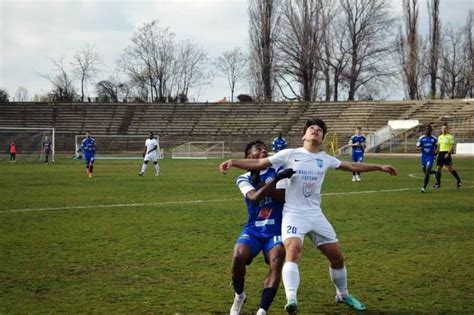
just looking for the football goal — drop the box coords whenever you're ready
[0,127,55,162]
[75,134,163,160]
[172,141,225,159]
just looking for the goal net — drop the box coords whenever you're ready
[74,134,163,160]
[172,141,225,159]
[0,127,55,162]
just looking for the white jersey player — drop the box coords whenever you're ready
[139,132,161,176]
[220,118,397,314]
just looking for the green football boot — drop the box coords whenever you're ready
[336,294,366,311]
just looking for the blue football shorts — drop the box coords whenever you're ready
[421,156,435,169]
[352,152,364,163]
[84,154,95,164]
[235,228,283,265]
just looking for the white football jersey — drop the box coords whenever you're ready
[268,148,341,214]
[145,138,159,153]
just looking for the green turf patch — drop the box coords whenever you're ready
[1,157,473,313]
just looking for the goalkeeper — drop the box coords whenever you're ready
[229,140,295,315]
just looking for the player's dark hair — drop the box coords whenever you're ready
[244,140,266,186]
[148,131,154,138]
[244,140,266,158]
[303,118,327,139]
[442,123,448,127]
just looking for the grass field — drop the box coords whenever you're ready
[0,155,473,314]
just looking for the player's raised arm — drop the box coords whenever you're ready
[338,161,398,176]
[219,157,272,174]
[246,168,295,202]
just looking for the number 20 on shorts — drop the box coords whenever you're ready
[287,225,297,234]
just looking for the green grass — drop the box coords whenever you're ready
[0,156,473,314]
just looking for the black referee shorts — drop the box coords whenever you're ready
[436,151,452,167]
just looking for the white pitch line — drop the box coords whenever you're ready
[2,186,472,214]
[0,198,238,214]
[322,188,410,195]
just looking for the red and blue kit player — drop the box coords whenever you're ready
[230,140,294,315]
[416,125,437,192]
[80,131,96,178]
[348,127,366,181]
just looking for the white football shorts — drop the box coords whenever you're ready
[144,151,159,162]
[281,210,338,247]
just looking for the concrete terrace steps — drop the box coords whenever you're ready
[0,100,472,153]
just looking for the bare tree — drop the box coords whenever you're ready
[96,75,130,103]
[0,89,9,102]
[277,0,326,102]
[439,23,471,99]
[249,0,282,102]
[172,40,210,102]
[317,0,353,101]
[319,0,340,101]
[427,0,441,98]
[462,10,473,98]
[39,57,76,101]
[120,20,176,102]
[396,0,422,100]
[15,86,30,102]
[340,0,396,101]
[72,44,100,102]
[215,47,248,102]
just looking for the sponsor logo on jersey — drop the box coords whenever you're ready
[303,181,315,197]
[316,158,324,168]
[258,207,272,219]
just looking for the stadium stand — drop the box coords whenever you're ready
[0,100,472,155]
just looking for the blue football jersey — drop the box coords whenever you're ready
[272,137,288,152]
[416,135,437,159]
[350,135,366,154]
[236,168,284,238]
[81,137,96,155]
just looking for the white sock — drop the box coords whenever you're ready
[154,163,160,174]
[329,266,348,297]
[141,163,147,173]
[282,262,299,301]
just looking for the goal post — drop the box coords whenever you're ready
[172,141,225,159]
[0,127,55,162]
[74,134,163,160]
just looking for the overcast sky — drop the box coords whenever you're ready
[0,0,472,102]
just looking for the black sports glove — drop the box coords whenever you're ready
[275,168,295,181]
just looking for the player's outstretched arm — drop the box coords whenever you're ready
[219,158,271,174]
[338,161,397,176]
[246,168,295,202]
